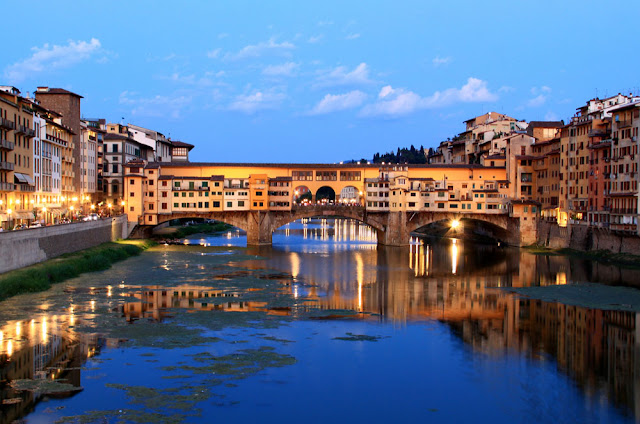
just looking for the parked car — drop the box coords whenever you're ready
[83,213,99,221]
[29,223,43,229]
[13,224,27,230]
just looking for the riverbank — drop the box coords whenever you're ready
[525,245,640,269]
[0,240,154,301]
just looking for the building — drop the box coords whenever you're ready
[170,140,194,162]
[128,123,173,162]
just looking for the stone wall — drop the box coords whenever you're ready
[538,220,640,255]
[0,216,129,274]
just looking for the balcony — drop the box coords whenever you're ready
[0,117,15,130]
[588,129,609,137]
[25,127,35,138]
[0,139,14,151]
[16,184,35,193]
[617,119,633,129]
[0,182,14,191]
[0,161,14,171]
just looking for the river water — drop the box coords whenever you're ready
[0,218,639,423]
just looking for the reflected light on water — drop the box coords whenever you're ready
[356,253,364,311]
[290,252,300,280]
[451,239,458,274]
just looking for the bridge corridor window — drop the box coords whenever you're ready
[162,203,167,209]
[316,171,337,181]
[238,201,244,207]
[213,201,220,208]
[340,171,361,181]
[292,171,313,181]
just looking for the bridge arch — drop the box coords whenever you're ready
[406,213,515,244]
[153,212,250,234]
[315,186,336,203]
[293,185,312,204]
[338,185,361,204]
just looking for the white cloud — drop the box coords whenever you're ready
[119,90,193,119]
[308,91,367,115]
[262,62,299,77]
[314,63,373,88]
[207,48,221,59]
[218,33,229,39]
[308,35,324,44]
[360,77,498,118]
[228,89,286,114]
[345,33,361,40]
[4,38,102,83]
[498,85,515,93]
[432,56,452,66]
[317,20,333,26]
[544,111,559,121]
[527,94,547,107]
[225,38,295,60]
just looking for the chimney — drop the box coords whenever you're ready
[36,86,49,92]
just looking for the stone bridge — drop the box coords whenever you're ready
[134,205,525,246]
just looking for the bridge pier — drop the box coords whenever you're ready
[377,212,411,246]
[246,211,274,246]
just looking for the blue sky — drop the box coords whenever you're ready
[3,1,639,163]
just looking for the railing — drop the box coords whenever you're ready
[0,161,14,171]
[0,182,14,191]
[588,129,609,137]
[0,118,15,130]
[16,184,35,192]
[25,127,35,137]
[0,139,14,150]
[617,119,633,128]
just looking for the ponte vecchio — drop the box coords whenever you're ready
[124,161,539,246]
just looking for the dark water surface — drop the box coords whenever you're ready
[1,218,639,423]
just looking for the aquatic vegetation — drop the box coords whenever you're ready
[11,379,83,394]
[333,332,384,342]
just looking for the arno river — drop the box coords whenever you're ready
[0,218,639,423]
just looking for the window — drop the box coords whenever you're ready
[130,192,134,197]
[238,201,244,207]
[162,192,167,198]
[130,179,135,184]
[112,144,118,153]
[162,203,167,209]
[255,191,263,196]
[174,181,180,187]
[173,202,179,208]
[227,201,232,208]
[112,164,118,173]
[438,203,445,209]
[213,201,220,208]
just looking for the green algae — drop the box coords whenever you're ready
[10,379,82,394]
[333,332,384,342]
[261,336,295,344]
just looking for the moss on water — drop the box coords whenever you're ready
[0,240,154,301]
[10,379,83,394]
[333,332,385,342]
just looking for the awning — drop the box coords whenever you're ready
[13,212,34,220]
[13,173,28,184]
[47,208,67,215]
[23,174,34,185]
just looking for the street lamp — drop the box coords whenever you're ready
[450,219,460,229]
[108,203,112,216]
[42,207,47,226]
[7,209,12,231]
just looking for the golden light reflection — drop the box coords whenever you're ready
[356,253,364,311]
[7,340,12,357]
[290,252,300,280]
[451,239,458,274]
[556,272,567,285]
[16,321,21,337]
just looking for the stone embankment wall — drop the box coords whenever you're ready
[537,220,640,255]
[0,216,129,274]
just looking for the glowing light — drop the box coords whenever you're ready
[7,340,12,357]
[72,197,78,202]
[108,203,112,208]
[14,199,20,205]
[451,239,458,274]
[90,204,95,210]
[7,209,11,215]
[42,207,47,213]
[121,201,126,206]
[451,219,460,229]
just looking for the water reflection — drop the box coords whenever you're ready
[0,314,108,424]
[0,218,638,422]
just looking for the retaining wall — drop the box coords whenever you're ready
[0,216,129,274]
[537,220,640,255]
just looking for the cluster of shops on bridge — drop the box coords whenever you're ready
[124,161,539,244]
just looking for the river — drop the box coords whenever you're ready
[0,218,638,423]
